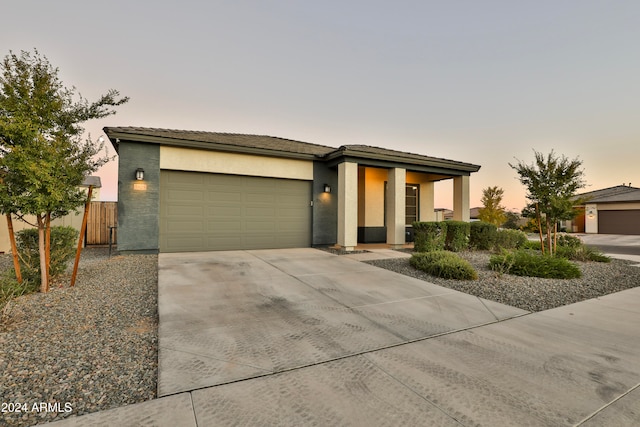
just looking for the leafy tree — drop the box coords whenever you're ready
[0,49,128,292]
[502,210,521,230]
[478,186,507,226]
[509,150,585,255]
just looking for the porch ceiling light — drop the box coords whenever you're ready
[135,168,145,181]
[324,184,331,193]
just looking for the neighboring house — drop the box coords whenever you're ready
[0,177,101,253]
[443,206,481,221]
[567,184,640,235]
[104,127,481,253]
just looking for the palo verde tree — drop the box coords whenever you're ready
[509,150,585,255]
[0,49,128,292]
[478,186,507,226]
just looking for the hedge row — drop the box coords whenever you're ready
[413,221,528,252]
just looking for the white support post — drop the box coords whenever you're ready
[453,175,470,222]
[337,162,358,251]
[386,168,406,248]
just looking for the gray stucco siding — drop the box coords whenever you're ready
[117,141,160,253]
[312,162,338,246]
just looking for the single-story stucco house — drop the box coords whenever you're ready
[104,127,481,253]
[567,184,640,235]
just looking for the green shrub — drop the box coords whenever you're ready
[16,226,79,283]
[493,229,528,251]
[522,239,542,251]
[555,234,583,248]
[489,250,581,279]
[413,221,447,252]
[0,271,37,318]
[469,222,497,250]
[444,221,470,252]
[555,244,611,263]
[410,251,478,280]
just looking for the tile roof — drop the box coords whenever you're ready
[104,127,481,172]
[578,185,640,203]
[334,144,480,171]
[104,127,335,156]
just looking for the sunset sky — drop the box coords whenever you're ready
[2,1,639,210]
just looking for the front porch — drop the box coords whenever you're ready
[336,163,473,251]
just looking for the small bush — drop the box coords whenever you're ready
[444,221,470,252]
[555,234,583,248]
[494,229,528,251]
[555,244,611,263]
[489,250,581,279]
[469,222,497,250]
[413,221,447,252]
[0,271,37,318]
[522,239,542,251]
[410,251,478,280]
[16,226,79,283]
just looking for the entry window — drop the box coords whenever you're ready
[384,183,420,225]
[406,185,419,225]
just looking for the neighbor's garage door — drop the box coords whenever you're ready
[160,171,312,252]
[598,210,640,235]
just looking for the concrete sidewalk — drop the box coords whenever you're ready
[46,248,640,426]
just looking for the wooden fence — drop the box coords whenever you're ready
[86,202,117,245]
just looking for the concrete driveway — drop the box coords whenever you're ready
[49,248,640,426]
[157,248,526,396]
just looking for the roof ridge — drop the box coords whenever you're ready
[105,126,337,150]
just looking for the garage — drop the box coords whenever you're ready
[598,210,640,235]
[159,170,312,252]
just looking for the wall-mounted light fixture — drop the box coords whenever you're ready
[324,184,331,193]
[135,168,145,181]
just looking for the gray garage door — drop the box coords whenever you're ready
[160,171,312,252]
[598,210,640,235]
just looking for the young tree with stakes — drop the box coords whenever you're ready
[0,49,128,292]
[510,150,586,255]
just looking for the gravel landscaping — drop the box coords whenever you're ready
[366,251,640,312]
[0,248,158,427]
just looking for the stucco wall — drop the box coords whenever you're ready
[0,187,99,254]
[159,146,313,180]
[312,162,337,245]
[359,167,387,227]
[117,141,160,253]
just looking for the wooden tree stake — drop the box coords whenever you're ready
[70,186,93,287]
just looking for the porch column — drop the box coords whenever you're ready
[453,175,470,221]
[337,162,358,251]
[386,167,406,248]
[419,181,435,222]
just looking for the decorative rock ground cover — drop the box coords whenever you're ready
[367,251,640,312]
[0,248,158,426]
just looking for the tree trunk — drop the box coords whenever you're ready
[45,212,51,283]
[546,217,552,255]
[6,213,23,284]
[37,214,48,293]
[553,221,558,254]
[536,203,544,254]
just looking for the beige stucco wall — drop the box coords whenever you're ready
[0,186,98,253]
[584,203,598,233]
[357,168,440,227]
[160,146,314,180]
[358,167,387,227]
[0,210,85,254]
[596,202,640,210]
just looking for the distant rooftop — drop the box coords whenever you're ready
[578,185,640,203]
